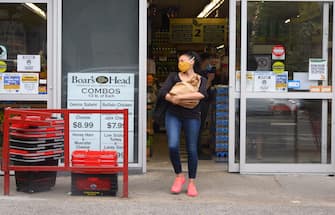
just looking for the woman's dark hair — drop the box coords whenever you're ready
[181,51,201,74]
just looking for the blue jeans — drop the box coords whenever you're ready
[165,111,201,179]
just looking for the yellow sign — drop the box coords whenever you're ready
[22,75,38,82]
[272,61,285,74]
[170,18,227,44]
[0,61,7,73]
[321,86,332,92]
[310,86,321,92]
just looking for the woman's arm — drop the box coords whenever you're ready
[170,77,208,101]
[157,73,177,100]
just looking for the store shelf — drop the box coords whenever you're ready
[0,94,48,101]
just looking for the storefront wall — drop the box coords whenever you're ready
[229,0,335,173]
[1,0,335,174]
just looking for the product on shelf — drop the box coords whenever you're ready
[212,85,229,162]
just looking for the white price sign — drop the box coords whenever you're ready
[101,114,124,131]
[70,114,100,131]
[309,59,327,80]
[70,132,100,151]
[67,72,135,163]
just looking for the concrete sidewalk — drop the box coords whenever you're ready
[1,161,335,215]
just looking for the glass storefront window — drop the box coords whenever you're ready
[239,1,334,169]
[62,0,139,163]
[246,99,331,163]
[0,3,47,95]
[0,3,47,164]
[244,2,333,93]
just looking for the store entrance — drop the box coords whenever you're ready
[146,0,229,166]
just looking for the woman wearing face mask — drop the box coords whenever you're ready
[157,51,208,197]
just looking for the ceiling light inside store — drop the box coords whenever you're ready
[24,3,46,20]
[216,44,225,49]
[197,0,225,18]
[284,19,291,24]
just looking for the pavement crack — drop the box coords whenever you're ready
[274,176,283,188]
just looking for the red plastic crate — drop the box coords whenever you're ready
[72,150,118,168]
[71,173,118,196]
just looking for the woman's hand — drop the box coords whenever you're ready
[165,93,181,105]
[170,95,181,105]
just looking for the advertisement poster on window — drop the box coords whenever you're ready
[272,45,285,60]
[17,55,41,72]
[67,72,134,163]
[235,71,254,92]
[0,45,7,60]
[276,71,288,92]
[0,73,39,94]
[255,55,271,71]
[309,59,327,80]
[254,71,276,92]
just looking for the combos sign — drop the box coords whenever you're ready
[272,45,285,60]
[67,72,135,163]
[69,74,132,99]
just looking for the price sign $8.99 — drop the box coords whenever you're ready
[72,121,94,129]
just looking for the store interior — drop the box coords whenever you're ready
[146,0,230,163]
[146,0,334,166]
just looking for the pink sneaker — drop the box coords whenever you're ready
[170,176,186,194]
[187,182,198,197]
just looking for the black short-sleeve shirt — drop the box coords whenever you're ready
[157,72,208,119]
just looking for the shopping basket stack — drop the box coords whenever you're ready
[71,150,118,196]
[9,115,64,193]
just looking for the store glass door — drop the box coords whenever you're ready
[234,0,335,173]
[0,1,50,165]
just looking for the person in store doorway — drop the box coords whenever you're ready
[197,53,216,160]
[157,51,208,197]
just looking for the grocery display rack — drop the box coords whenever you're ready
[1,108,129,197]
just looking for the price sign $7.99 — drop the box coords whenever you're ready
[107,122,123,129]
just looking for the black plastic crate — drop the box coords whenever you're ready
[13,159,58,193]
[71,173,118,196]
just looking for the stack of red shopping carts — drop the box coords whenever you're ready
[9,115,64,193]
[71,150,118,196]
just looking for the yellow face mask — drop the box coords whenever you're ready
[178,57,194,73]
[178,62,191,73]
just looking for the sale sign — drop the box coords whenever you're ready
[272,45,285,60]
[67,72,135,163]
